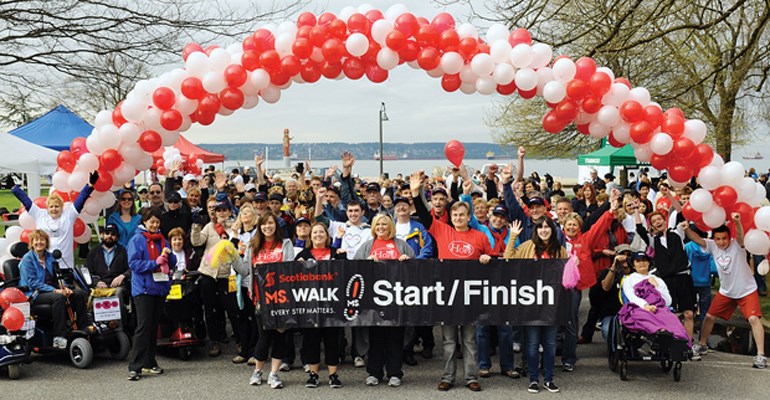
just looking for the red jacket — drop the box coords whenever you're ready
[564,210,615,290]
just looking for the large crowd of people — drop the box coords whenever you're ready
[12,147,769,392]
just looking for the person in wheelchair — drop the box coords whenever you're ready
[19,230,89,349]
[85,223,131,326]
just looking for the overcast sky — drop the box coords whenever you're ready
[182,0,501,145]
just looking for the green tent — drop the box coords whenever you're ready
[577,144,646,167]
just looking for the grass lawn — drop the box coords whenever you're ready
[0,189,27,212]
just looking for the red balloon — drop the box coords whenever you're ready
[112,104,127,127]
[199,94,221,114]
[496,81,517,95]
[365,64,388,83]
[347,13,369,33]
[444,140,465,167]
[664,107,685,120]
[181,77,206,100]
[269,69,290,86]
[224,64,247,87]
[566,79,590,100]
[672,137,695,159]
[733,202,755,229]
[385,30,407,51]
[152,87,175,110]
[650,153,669,170]
[156,166,166,175]
[51,190,70,202]
[574,57,596,81]
[204,45,220,55]
[320,61,343,79]
[1,306,24,331]
[300,61,322,83]
[508,28,532,46]
[439,30,460,51]
[93,169,113,192]
[430,12,455,33]
[581,95,602,114]
[619,100,643,123]
[694,218,712,232]
[291,38,313,60]
[394,13,419,37]
[317,12,336,26]
[342,58,365,80]
[681,202,702,221]
[614,77,632,89]
[33,196,47,209]
[138,130,162,152]
[20,229,30,244]
[160,109,183,131]
[321,39,344,62]
[417,47,441,70]
[458,37,478,58]
[309,25,329,47]
[259,50,281,72]
[100,149,122,171]
[662,115,685,137]
[629,121,653,144]
[281,55,302,77]
[589,72,612,96]
[182,43,204,61]
[713,185,738,211]
[607,133,623,148]
[542,111,567,134]
[365,9,385,23]
[297,11,317,27]
[0,287,26,310]
[57,150,76,172]
[398,41,420,62]
[327,19,347,39]
[693,143,714,168]
[441,74,462,92]
[643,105,664,128]
[576,123,590,135]
[518,87,537,99]
[73,218,86,237]
[252,29,275,52]
[668,163,693,183]
[555,100,579,121]
[70,137,87,158]
[416,25,439,48]
[220,88,244,110]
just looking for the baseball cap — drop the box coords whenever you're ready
[432,188,448,197]
[492,205,509,218]
[631,251,652,262]
[366,182,381,192]
[183,173,198,183]
[166,192,182,203]
[326,185,340,195]
[604,173,616,180]
[615,244,632,254]
[393,196,411,206]
[214,201,230,210]
[268,193,284,202]
[294,216,311,227]
[253,192,267,202]
[528,197,546,206]
[137,185,148,193]
[244,183,257,192]
[103,223,119,236]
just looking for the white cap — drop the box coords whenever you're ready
[244,183,257,192]
[183,173,198,182]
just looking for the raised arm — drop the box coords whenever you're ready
[516,146,525,182]
[410,171,432,230]
[503,220,522,259]
[255,154,266,187]
[732,212,745,248]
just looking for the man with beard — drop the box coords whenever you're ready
[86,223,131,327]
[161,192,193,240]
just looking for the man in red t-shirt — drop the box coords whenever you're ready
[410,171,492,392]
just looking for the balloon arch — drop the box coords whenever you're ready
[9,3,770,256]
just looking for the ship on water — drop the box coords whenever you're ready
[486,151,495,160]
[374,152,398,161]
[743,152,763,160]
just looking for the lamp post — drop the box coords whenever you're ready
[379,102,389,176]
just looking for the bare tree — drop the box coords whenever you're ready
[444,0,770,160]
[0,0,306,125]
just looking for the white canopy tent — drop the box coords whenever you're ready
[0,132,59,198]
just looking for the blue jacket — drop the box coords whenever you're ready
[107,212,142,248]
[127,227,177,297]
[19,250,58,297]
[400,220,434,259]
[685,241,716,288]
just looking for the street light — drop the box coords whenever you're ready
[379,102,389,176]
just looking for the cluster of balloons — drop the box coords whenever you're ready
[153,148,205,176]
[0,287,27,332]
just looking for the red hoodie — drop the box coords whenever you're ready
[564,210,616,290]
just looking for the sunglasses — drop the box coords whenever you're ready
[103,231,118,237]
[120,197,133,202]
[149,190,161,194]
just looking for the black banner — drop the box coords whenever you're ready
[256,259,571,329]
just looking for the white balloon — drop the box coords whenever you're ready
[489,40,513,63]
[690,188,714,212]
[18,212,36,230]
[84,198,101,215]
[98,124,120,149]
[135,152,154,171]
[168,68,189,90]
[250,69,271,91]
[202,71,227,93]
[119,143,144,164]
[99,191,116,209]
[649,133,674,155]
[77,153,99,172]
[85,131,106,156]
[602,83,631,107]
[114,162,136,183]
[376,48,399,70]
[260,85,281,103]
[721,161,746,184]
[161,131,180,146]
[5,226,23,243]
[346,33,370,57]
[52,171,70,192]
[744,229,770,255]
[514,68,538,91]
[459,65,478,83]
[476,77,496,95]
[207,48,231,73]
[371,19,393,46]
[79,212,98,225]
[509,44,534,68]
[486,24,509,43]
[737,177,758,204]
[668,178,688,189]
[310,47,324,63]
[118,123,142,144]
[613,123,631,143]
[459,82,477,95]
[426,67,444,78]
[552,58,576,82]
[530,43,553,69]
[338,6,357,21]
[597,105,622,128]
[68,171,88,192]
[683,119,707,144]
[243,95,259,110]
[702,204,726,228]
[596,67,615,80]
[143,107,163,132]
[457,23,478,38]
[754,206,770,231]
[752,183,767,207]
[218,107,235,116]
[94,110,112,130]
[120,98,146,123]
[697,165,722,190]
[440,52,464,75]
[542,81,567,103]
[633,145,652,162]
[628,87,651,106]
[470,53,494,77]
[0,238,7,257]
[588,120,611,139]
[275,32,294,56]
[709,153,725,167]
[385,3,409,20]
[535,67,554,95]
[492,63,515,85]
[758,259,769,276]
[575,110,596,125]
[185,52,209,78]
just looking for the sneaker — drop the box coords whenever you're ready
[305,372,319,388]
[544,381,560,393]
[354,356,365,368]
[249,370,263,386]
[247,357,257,366]
[208,343,221,357]
[53,336,68,350]
[141,367,164,375]
[504,370,521,379]
[128,371,140,381]
[365,376,379,386]
[388,376,402,387]
[479,368,491,378]
[563,363,574,372]
[268,372,283,389]
[513,342,521,353]
[753,354,767,369]
[692,343,708,357]
[528,381,540,393]
[279,362,291,371]
[232,355,247,364]
[329,373,343,388]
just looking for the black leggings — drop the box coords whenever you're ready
[198,275,239,343]
[302,327,342,366]
[254,316,287,362]
[236,290,258,358]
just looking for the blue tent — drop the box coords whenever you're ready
[9,104,93,151]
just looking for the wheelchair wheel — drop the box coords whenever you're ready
[673,362,682,382]
[619,360,628,381]
[69,338,94,369]
[661,359,673,372]
[109,331,130,360]
[609,351,619,372]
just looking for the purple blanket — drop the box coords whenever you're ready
[618,279,691,346]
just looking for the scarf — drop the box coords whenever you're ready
[214,223,228,239]
[490,226,509,256]
[142,231,165,259]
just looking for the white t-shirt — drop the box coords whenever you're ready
[705,239,757,298]
[173,250,186,272]
[622,272,672,308]
[395,222,411,241]
[329,221,373,259]
[29,203,78,268]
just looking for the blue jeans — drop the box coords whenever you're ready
[694,286,712,335]
[600,315,614,342]
[561,290,581,365]
[476,325,514,371]
[524,326,557,383]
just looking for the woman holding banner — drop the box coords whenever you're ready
[354,214,415,388]
[249,212,294,389]
[504,217,567,394]
[294,221,346,388]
